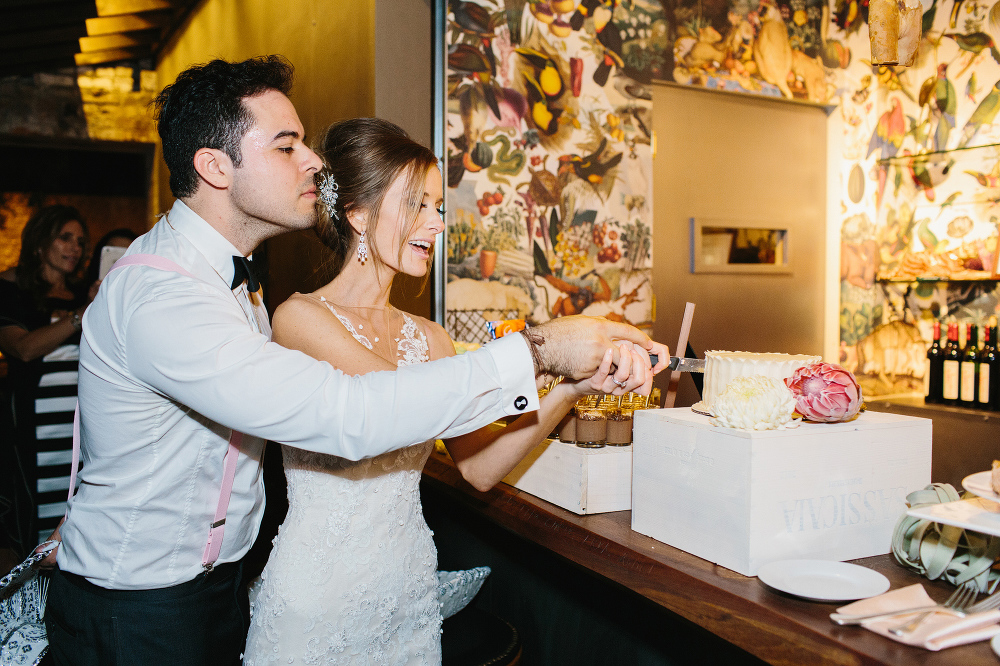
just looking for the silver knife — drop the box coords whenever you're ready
[648,355,705,373]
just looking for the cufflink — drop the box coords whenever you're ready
[514,396,528,410]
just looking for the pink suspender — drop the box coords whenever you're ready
[68,253,245,571]
[201,431,242,568]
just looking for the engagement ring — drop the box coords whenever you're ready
[612,378,627,388]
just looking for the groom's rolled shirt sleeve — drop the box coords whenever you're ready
[123,283,539,461]
[475,332,540,416]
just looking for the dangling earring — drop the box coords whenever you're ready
[357,231,368,263]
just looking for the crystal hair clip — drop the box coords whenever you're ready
[318,172,340,220]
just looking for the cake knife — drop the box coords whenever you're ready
[647,355,705,373]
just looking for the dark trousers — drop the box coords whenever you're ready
[45,562,248,666]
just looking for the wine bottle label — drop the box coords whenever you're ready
[981,365,991,403]
[961,362,977,401]
[943,360,960,400]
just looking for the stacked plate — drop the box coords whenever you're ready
[903,470,1000,538]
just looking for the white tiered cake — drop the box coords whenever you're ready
[700,351,820,412]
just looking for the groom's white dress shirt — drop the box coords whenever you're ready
[59,199,539,589]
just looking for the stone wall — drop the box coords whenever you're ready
[77,66,157,143]
[0,71,88,139]
[0,65,157,272]
[0,65,156,142]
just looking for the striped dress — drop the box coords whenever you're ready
[0,279,82,549]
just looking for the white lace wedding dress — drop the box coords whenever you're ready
[244,302,442,665]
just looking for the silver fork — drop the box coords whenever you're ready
[966,586,1000,614]
[887,581,978,636]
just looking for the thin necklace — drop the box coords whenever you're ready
[319,296,400,346]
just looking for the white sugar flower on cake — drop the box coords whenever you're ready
[710,375,798,431]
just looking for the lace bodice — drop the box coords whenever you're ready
[326,303,375,350]
[314,296,429,370]
[244,303,437,665]
[395,314,428,367]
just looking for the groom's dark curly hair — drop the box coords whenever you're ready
[152,55,294,198]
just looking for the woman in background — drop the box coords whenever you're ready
[0,205,93,554]
[243,118,653,665]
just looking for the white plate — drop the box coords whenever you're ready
[992,633,1000,658]
[907,497,1000,537]
[963,471,1000,504]
[757,559,890,602]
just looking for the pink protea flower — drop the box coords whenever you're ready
[784,362,863,423]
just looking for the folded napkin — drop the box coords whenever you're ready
[836,584,1000,651]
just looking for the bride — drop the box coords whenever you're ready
[242,118,653,665]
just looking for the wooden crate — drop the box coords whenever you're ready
[503,439,632,515]
[631,409,932,576]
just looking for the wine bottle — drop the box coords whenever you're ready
[942,322,961,406]
[960,323,979,407]
[989,318,1000,411]
[925,321,943,404]
[978,323,996,410]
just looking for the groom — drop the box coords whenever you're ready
[43,55,668,666]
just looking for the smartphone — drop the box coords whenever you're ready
[98,245,127,281]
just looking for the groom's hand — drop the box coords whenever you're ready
[522,316,669,380]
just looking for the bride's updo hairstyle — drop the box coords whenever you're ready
[314,117,438,277]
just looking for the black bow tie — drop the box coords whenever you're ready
[231,255,261,293]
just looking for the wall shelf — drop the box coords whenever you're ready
[877,275,998,283]
[875,143,1000,166]
[868,395,1000,418]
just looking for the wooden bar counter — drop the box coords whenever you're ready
[422,451,996,666]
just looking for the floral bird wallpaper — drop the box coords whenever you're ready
[445,0,1000,397]
[445,0,658,342]
[666,0,843,103]
[675,0,1000,397]
[833,0,1000,397]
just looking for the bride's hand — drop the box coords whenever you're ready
[35,522,62,569]
[564,342,652,397]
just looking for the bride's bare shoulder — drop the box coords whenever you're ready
[274,292,326,321]
[272,293,338,345]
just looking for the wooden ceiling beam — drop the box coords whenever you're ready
[0,0,199,76]
[79,29,160,53]
[85,11,171,36]
[1,25,88,52]
[74,45,152,66]
[2,43,81,67]
[95,0,176,18]
[0,58,78,78]
[1,0,82,9]
[0,4,97,34]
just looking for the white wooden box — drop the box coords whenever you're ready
[502,439,632,515]
[631,409,932,576]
